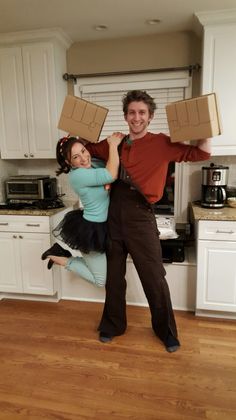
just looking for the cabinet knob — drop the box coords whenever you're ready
[24,153,28,158]
[13,235,17,238]
[19,235,23,239]
[30,154,34,158]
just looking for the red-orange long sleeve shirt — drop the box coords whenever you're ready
[87,132,210,204]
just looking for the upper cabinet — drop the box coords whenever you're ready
[0,29,71,159]
[196,10,236,156]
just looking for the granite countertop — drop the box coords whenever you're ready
[0,201,77,217]
[190,202,236,221]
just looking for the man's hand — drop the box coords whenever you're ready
[107,132,126,147]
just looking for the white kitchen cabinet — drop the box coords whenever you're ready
[196,220,236,316]
[0,29,70,159]
[0,215,55,296]
[196,11,236,155]
[0,231,22,292]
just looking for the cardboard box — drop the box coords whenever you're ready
[166,93,222,142]
[58,95,109,142]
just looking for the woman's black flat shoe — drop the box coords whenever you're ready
[41,243,72,269]
[47,259,54,270]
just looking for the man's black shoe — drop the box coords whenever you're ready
[99,332,114,343]
[164,334,180,353]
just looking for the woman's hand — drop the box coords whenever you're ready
[107,132,125,147]
[105,132,125,180]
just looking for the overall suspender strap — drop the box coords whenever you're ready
[117,137,151,205]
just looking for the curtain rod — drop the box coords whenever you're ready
[63,63,201,83]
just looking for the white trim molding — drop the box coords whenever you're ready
[0,28,72,49]
[195,8,236,27]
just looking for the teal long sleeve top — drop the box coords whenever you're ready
[68,159,113,223]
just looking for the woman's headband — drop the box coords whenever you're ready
[59,135,70,156]
[60,134,70,145]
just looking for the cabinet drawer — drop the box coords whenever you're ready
[0,215,50,233]
[198,220,236,241]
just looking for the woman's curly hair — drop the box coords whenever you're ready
[56,136,88,176]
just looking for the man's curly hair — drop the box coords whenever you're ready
[122,90,157,116]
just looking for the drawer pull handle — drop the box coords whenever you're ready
[0,222,9,225]
[216,229,234,234]
[26,223,40,227]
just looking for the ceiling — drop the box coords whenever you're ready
[0,0,236,43]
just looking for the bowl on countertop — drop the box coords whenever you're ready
[227,197,236,208]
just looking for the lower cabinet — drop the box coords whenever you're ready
[60,247,197,310]
[196,220,236,315]
[0,215,56,296]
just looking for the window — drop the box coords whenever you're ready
[74,71,192,222]
[74,71,191,139]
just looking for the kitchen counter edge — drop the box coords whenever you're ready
[190,202,236,222]
[0,201,77,217]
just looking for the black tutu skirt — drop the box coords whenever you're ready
[53,209,108,254]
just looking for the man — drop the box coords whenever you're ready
[87,90,211,352]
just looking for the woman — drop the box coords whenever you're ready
[41,132,124,287]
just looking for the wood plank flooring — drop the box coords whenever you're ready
[0,299,236,420]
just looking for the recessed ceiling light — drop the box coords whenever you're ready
[94,25,108,31]
[146,19,161,25]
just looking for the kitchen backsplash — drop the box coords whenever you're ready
[1,155,236,207]
[0,159,78,203]
[188,155,236,204]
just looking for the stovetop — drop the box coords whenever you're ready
[0,198,65,211]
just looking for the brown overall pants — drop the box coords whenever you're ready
[98,180,178,343]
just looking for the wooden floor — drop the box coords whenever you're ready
[0,299,236,420]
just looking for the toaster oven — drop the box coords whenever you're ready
[5,175,57,202]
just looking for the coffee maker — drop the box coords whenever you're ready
[201,163,229,208]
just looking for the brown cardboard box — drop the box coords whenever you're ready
[166,93,222,142]
[58,95,109,142]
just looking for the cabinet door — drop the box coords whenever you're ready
[0,232,22,292]
[22,43,58,158]
[0,47,29,159]
[202,26,236,155]
[0,42,62,159]
[196,240,236,312]
[19,232,55,295]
